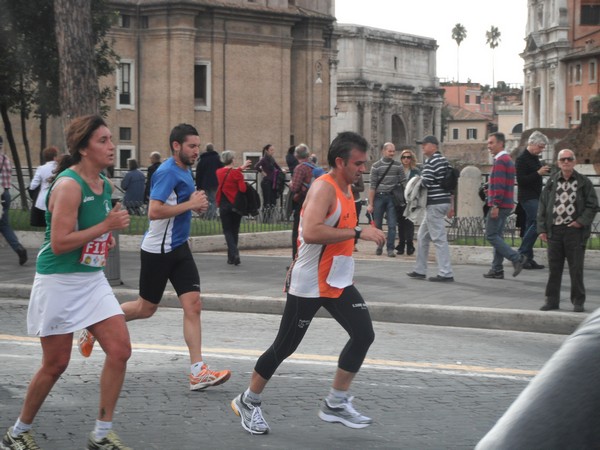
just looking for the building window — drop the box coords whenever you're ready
[394,57,398,71]
[569,65,574,84]
[117,146,134,169]
[581,4,600,25]
[117,60,135,109]
[590,60,597,83]
[574,97,582,122]
[119,127,132,141]
[467,128,478,140]
[575,64,582,83]
[118,14,131,28]
[465,94,470,104]
[476,95,481,104]
[140,16,149,29]
[194,61,211,111]
[452,128,459,140]
[512,123,523,134]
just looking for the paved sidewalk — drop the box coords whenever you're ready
[0,241,597,335]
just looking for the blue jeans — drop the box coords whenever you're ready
[204,187,217,219]
[373,193,397,251]
[518,198,539,260]
[0,190,21,252]
[485,207,520,272]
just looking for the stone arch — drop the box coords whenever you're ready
[391,114,408,149]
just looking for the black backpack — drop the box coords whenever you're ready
[233,182,261,216]
[440,164,460,191]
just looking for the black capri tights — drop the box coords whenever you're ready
[254,285,375,380]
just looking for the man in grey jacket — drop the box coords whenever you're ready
[367,142,406,257]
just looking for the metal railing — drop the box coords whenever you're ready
[5,168,600,246]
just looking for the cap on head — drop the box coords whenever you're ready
[416,135,439,146]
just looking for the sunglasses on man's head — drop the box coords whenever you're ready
[559,157,575,162]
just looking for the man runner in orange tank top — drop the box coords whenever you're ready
[230,131,385,435]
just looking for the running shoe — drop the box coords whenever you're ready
[78,329,96,358]
[231,393,270,435]
[86,431,131,450]
[318,396,372,429]
[1,427,41,450]
[189,364,231,390]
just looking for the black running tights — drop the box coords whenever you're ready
[254,285,375,380]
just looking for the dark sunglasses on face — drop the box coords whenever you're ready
[401,155,412,159]
[559,157,575,162]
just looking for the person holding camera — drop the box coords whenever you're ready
[516,131,550,269]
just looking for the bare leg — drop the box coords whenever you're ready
[249,370,269,395]
[90,315,131,421]
[120,296,158,322]
[179,291,203,364]
[19,334,73,423]
[332,368,356,392]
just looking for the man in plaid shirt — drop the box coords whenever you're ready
[0,136,28,265]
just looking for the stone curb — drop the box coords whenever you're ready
[0,284,584,335]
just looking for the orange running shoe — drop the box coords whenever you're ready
[189,364,231,391]
[78,329,96,358]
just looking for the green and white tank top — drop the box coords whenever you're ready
[36,169,113,274]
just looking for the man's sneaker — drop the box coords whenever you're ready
[1,427,41,450]
[189,364,231,390]
[78,329,96,358]
[512,255,527,277]
[87,431,132,450]
[231,393,270,435]
[483,270,504,279]
[375,246,383,256]
[318,397,372,429]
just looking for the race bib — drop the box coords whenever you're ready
[80,232,111,268]
[326,255,355,289]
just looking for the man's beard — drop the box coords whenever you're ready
[179,152,195,167]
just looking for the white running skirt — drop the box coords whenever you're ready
[27,271,124,337]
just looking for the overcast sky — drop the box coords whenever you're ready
[334,0,528,87]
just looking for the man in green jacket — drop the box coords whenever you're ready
[537,149,598,312]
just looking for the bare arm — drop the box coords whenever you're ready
[49,178,130,255]
[302,180,385,246]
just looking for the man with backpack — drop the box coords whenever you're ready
[289,143,325,259]
[407,135,455,282]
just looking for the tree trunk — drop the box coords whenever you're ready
[39,111,47,164]
[19,75,33,178]
[1,103,29,210]
[53,0,99,120]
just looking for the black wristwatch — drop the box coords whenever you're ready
[354,226,362,240]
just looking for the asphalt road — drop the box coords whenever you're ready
[0,298,566,449]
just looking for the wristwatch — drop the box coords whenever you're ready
[354,226,362,240]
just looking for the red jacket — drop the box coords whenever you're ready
[216,167,246,205]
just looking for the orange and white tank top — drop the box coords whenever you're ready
[286,173,357,298]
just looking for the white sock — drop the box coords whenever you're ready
[191,361,204,377]
[327,388,348,405]
[12,418,32,436]
[93,420,112,440]
[244,388,261,404]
